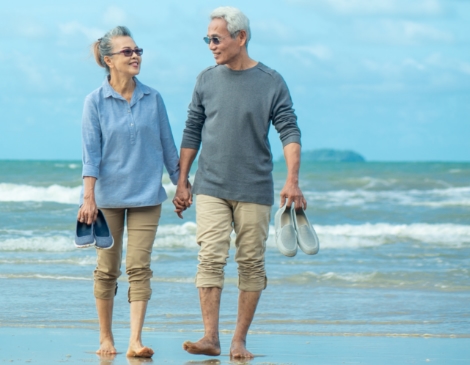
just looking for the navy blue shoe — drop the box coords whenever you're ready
[94,209,114,250]
[74,220,95,248]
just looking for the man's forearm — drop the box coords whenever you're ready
[283,142,301,184]
[178,148,198,186]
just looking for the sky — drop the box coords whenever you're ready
[1,0,469,161]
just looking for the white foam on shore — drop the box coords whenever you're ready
[1,222,469,252]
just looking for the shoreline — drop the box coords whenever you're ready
[1,327,468,364]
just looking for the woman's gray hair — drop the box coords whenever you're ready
[93,26,133,73]
[210,6,251,46]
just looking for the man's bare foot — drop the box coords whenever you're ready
[182,337,221,356]
[126,342,154,358]
[96,336,117,355]
[230,339,254,359]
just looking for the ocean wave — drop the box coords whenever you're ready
[303,186,470,207]
[0,274,92,281]
[1,223,468,252]
[311,223,470,248]
[0,183,81,204]
[0,236,76,252]
[274,270,470,290]
[0,182,176,204]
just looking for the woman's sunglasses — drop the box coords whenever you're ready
[110,48,143,57]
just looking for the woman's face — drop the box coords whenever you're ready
[105,36,142,78]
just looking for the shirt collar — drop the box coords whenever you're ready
[102,76,151,105]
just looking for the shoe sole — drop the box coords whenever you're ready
[74,242,95,249]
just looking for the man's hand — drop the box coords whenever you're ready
[280,181,307,210]
[280,143,305,210]
[173,181,193,219]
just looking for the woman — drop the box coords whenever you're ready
[77,26,180,358]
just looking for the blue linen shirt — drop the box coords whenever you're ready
[80,77,180,208]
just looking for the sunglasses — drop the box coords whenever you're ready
[110,48,143,57]
[203,31,240,45]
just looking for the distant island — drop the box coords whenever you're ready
[279,149,366,162]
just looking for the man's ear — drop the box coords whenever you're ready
[238,30,248,47]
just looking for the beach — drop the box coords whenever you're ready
[1,160,470,364]
[1,327,469,364]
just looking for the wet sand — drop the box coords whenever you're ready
[0,327,468,364]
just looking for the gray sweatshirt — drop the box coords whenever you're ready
[181,62,301,206]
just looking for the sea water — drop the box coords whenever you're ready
[0,160,469,337]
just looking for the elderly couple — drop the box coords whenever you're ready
[77,6,305,360]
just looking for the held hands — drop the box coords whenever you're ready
[280,181,307,210]
[173,180,193,219]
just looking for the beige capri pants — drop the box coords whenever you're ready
[94,205,161,302]
[195,194,271,292]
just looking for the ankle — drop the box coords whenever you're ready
[203,334,220,343]
[231,337,246,344]
[100,333,114,342]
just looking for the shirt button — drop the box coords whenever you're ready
[128,110,131,113]
[131,123,134,126]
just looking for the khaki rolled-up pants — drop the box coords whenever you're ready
[94,205,161,302]
[195,194,271,292]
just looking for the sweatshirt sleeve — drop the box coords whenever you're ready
[181,76,206,150]
[271,73,301,147]
[81,95,101,178]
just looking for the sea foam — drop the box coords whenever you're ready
[0,182,175,204]
[303,186,470,207]
[1,222,468,252]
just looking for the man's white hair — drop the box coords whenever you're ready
[210,6,251,46]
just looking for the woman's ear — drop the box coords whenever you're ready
[104,55,113,70]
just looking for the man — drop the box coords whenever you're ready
[173,6,306,359]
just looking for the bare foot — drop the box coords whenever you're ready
[126,343,154,358]
[230,339,254,359]
[96,336,117,355]
[182,337,221,356]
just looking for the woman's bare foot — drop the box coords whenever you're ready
[182,336,221,356]
[230,339,254,359]
[127,341,154,358]
[96,336,117,355]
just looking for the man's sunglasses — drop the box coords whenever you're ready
[110,48,143,57]
[203,31,240,45]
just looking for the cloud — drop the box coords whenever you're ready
[281,44,332,66]
[103,6,127,26]
[252,19,292,40]
[18,22,48,39]
[356,20,453,44]
[59,21,103,42]
[289,0,442,15]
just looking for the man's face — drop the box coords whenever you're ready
[207,18,242,66]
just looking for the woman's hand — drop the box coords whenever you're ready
[77,199,98,225]
[78,176,98,225]
[173,180,193,219]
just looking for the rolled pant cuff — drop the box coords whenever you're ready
[195,274,224,289]
[128,284,152,303]
[238,276,267,292]
[94,280,117,300]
